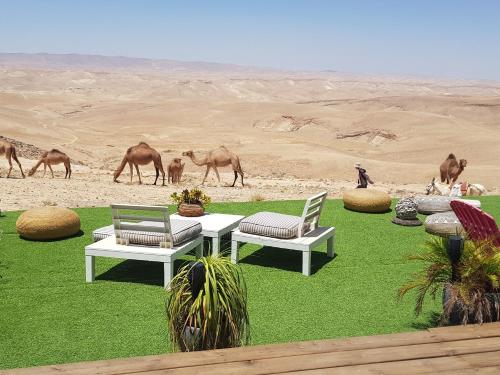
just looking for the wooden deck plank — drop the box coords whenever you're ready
[2,323,499,375]
[280,351,500,374]
[131,338,500,375]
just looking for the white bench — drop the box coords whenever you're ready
[231,192,335,276]
[85,204,203,288]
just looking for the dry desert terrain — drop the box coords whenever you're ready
[1,54,499,211]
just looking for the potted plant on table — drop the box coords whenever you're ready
[171,188,211,217]
[398,236,500,325]
[166,255,250,351]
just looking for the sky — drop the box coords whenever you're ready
[1,0,499,80]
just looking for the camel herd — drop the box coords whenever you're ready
[0,138,487,195]
[0,138,244,187]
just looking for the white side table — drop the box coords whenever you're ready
[171,213,245,255]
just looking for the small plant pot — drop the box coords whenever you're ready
[443,285,500,325]
[182,326,201,350]
[178,203,204,217]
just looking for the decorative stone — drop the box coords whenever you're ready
[392,217,422,226]
[343,189,391,213]
[416,196,481,215]
[424,211,464,237]
[415,195,453,215]
[395,197,418,220]
[16,207,81,240]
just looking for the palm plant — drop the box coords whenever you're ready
[166,255,250,351]
[398,236,500,325]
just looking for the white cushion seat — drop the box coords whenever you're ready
[239,212,310,239]
[424,212,464,237]
[92,220,202,246]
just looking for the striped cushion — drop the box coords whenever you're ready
[92,220,202,246]
[93,225,115,242]
[239,212,309,239]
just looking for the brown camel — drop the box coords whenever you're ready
[168,158,184,184]
[439,153,467,185]
[0,139,25,178]
[182,145,244,186]
[28,149,72,179]
[113,142,165,185]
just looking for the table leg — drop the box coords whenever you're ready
[212,237,220,256]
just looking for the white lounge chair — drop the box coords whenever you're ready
[231,192,335,276]
[85,204,203,288]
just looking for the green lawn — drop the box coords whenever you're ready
[0,197,498,369]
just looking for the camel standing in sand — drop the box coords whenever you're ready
[0,139,25,178]
[168,158,184,184]
[182,146,244,186]
[113,142,165,185]
[440,153,467,185]
[28,149,72,179]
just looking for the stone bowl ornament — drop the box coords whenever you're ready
[392,196,422,226]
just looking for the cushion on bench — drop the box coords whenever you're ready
[93,225,115,242]
[92,220,202,246]
[239,212,309,239]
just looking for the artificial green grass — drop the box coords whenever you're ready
[0,197,498,369]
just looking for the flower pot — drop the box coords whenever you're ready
[178,203,204,217]
[443,285,500,325]
[182,326,201,350]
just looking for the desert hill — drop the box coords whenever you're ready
[1,53,499,210]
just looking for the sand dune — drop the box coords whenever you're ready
[1,54,499,210]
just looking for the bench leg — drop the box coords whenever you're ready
[302,250,311,276]
[212,237,220,256]
[85,255,95,282]
[327,235,335,258]
[164,262,174,289]
[195,243,203,258]
[231,240,239,264]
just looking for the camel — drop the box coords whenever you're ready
[0,139,25,178]
[28,149,72,179]
[113,142,165,185]
[440,153,467,185]
[168,158,184,184]
[182,145,244,187]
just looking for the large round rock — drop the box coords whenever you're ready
[16,207,81,240]
[424,211,464,237]
[343,189,391,213]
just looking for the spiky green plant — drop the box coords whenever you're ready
[398,237,452,316]
[398,236,500,324]
[166,255,250,351]
[170,188,211,207]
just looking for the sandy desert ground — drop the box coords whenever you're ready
[1,54,499,211]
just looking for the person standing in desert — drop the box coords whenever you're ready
[355,162,374,188]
